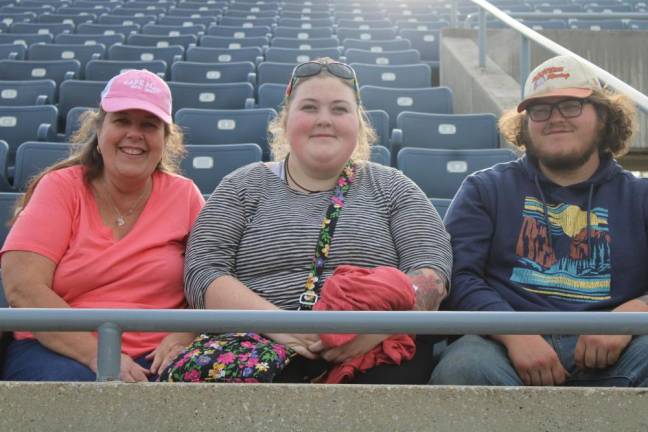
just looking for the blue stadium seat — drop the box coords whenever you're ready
[336,19,393,29]
[171,61,256,84]
[276,18,334,28]
[13,141,71,191]
[108,44,184,74]
[360,85,453,130]
[569,19,628,30]
[55,33,125,47]
[337,27,399,42]
[397,148,518,199]
[9,21,73,36]
[431,197,451,220]
[156,16,216,28]
[76,23,140,35]
[0,140,12,191]
[391,112,499,151]
[0,12,37,26]
[257,83,287,111]
[0,106,58,163]
[142,23,206,36]
[272,26,334,39]
[365,109,391,150]
[57,80,105,129]
[0,79,56,106]
[223,9,276,18]
[186,46,262,64]
[169,2,224,12]
[98,15,157,27]
[127,33,198,49]
[518,19,570,30]
[395,20,449,31]
[176,108,277,160]
[369,145,390,166]
[27,43,104,79]
[227,2,278,13]
[37,13,96,26]
[257,61,295,85]
[270,37,340,49]
[166,7,222,17]
[181,143,263,194]
[206,24,272,38]
[399,29,440,63]
[0,44,26,60]
[168,82,255,113]
[0,33,53,46]
[111,6,166,16]
[333,11,386,22]
[265,47,342,63]
[627,19,648,30]
[219,16,277,27]
[85,59,167,80]
[342,38,411,52]
[351,63,432,88]
[281,11,330,20]
[56,6,111,16]
[0,60,81,85]
[200,35,270,49]
[345,48,421,65]
[64,106,95,142]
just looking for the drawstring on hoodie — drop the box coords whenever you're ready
[533,174,595,259]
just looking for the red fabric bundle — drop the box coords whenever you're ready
[313,265,416,383]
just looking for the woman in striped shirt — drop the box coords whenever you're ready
[182,58,452,384]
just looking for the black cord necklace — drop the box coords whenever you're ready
[284,153,327,194]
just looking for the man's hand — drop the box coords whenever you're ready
[497,334,568,386]
[309,334,389,363]
[574,335,632,370]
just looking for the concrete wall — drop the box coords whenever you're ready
[440,29,648,156]
[1,382,648,431]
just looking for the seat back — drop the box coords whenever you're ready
[272,26,334,39]
[257,83,287,111]
[398,29,441,62]
[57,79,105,126]
[0,43,26,60]
[257,61,295,85]
[181,143,263,194]
[0,32,53,46]
[0,140,12,191]
[336,27,398,42]
[10,21,74,35]
[65,106,96,142]
[0,59,81,86]
[269,36,340,49]
[0,105,58,162]
[345,48,421,66]
[141,23,206,36]
[342,38,411,52]
[0,79,56,106]
[127,33,198,49]
[76,23,140,35]
[13,141,71,191]
[206,24,272,38]
[171,61,255,84]
[351,63,431,88]
[108,44,184,74]
[176,108,276,160]
[0,191,19,247]
[85,59,167,81]
[397,148,517,198]
[369,145,390,166]
[27,43,105,78]
[264,47,342,63]
[168,82,254,114]
[365,109,390,150]
[219,16,277,27]
[199,35,269,49]
[186,46,262,64]
[55,33,125,47]
[430,197,451,220]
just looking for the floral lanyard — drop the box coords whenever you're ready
[298,161,356,311]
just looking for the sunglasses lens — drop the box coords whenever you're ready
[293,62,323,79]
[327,63,355,80]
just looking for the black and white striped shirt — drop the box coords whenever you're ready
[185,161,452,310]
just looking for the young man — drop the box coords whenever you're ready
[431,55,648,387]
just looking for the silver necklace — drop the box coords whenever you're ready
[101,181,150,227]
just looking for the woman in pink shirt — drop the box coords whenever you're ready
[1,70,204,382]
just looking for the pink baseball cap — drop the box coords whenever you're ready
[517,55,602,112]
[100,69,172,124]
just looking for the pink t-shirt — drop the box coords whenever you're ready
[1,166,204,357]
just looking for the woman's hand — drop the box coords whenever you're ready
[309,334,389,363]
[146,332,196,375]
[266,333,321,359]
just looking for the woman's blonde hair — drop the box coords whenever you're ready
[12,108,185,223]
[499,88,638,157]
[268,57,376,162]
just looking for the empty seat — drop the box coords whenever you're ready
[13,141,71,191]
[55,33,125,47]
[219,16,277,27]
[206,24,272,38]
[223,9,276,18]
[430,197,451,219]
[76,23,140,35]
[365,109,390,150]
[0,141,12,191]
[257,83,287,111]
[369,145,390,166]
[336,19,393,29]
[265,47,341,63]
[337,27,398,42]
[57,79,105,128]
[9,21,73,36]
[142,23,206,36]
[397,148,517,199]
[167,8,223,17]
[111,6,166,16]
[171,61,256,84]
[360,85,453,130]
[181,143,263,194]
[280,11,331,20]
[351,63,431,88]
[227,3,278,13]
[333,12,387,22]
[27,43,104,78]
[85,59,167,80]
[276,17,334,28]
[342,38,411,52]
[186,46,262,64]
[156,15,217,27]
[257,61,295,85]
[0,59,80,86]
[399,29,440,62]
[270,36,340,49]
[391,112,499,151]
[0,12,37,26]
[200,35,269,49]
[176,108,276,160]
[345,48,421,65]
[273,26,334,39]
[0,33,53,46]
[0,79,56,105]
[108,44,184,73]
[395,20,449,31]
[569,19,627,30]
[127,33,198,49]
[0,43,26,60]
[98,14,157,27]
[64,106,95,142]
[0,106,58,166]
[37,13,96,26]
[168,82,255,114]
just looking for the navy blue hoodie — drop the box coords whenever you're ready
[445,153,648,312]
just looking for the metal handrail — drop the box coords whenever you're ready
[2,308,648,382]
[457,0,648,113]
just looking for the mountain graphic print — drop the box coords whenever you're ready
[510,196,611,303]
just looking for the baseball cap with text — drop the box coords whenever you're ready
[517,55,601,113]
[100,69,172,124]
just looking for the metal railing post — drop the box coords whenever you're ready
[520,35,530,98]
[97,322,122,382]
[479,8,486,68]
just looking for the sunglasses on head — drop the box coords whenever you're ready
[285,61,359,100]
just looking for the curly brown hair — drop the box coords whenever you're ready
[499,88,637,157]
[13,108,185,223]
[268,57,376,162]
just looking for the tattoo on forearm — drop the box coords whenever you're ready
[408,269,448,311]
